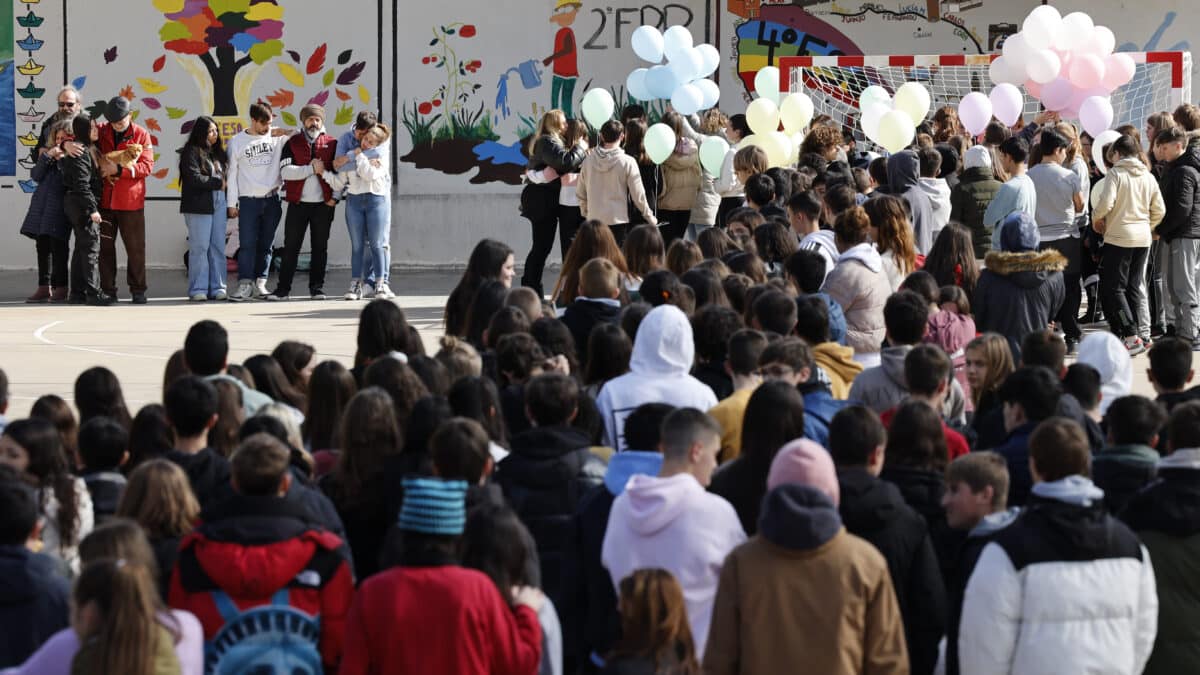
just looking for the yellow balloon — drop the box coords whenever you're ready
[739,133,762,151]
[745,98,781,136]
[893,82,931,125]
[779,93,815,135]
[876,110,916,154]
[763,131,793,168]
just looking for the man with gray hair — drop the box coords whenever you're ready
[34,85,81,160]
[268,103,338,301]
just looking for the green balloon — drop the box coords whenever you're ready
[699,136,729,176]
[580,88,615,130]
[644,123,676,165]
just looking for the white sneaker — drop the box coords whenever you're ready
[363,282,377,299]
[375,281,395,299]
[228,280,253,302]
[253,279,269,298]
[264,292,289,302]
[343,280,363,301]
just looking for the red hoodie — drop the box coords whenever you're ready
[339,565,542,675]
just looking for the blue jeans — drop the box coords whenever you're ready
[184,191,228,296]
[346,193,390,282]
[236,195,282,281]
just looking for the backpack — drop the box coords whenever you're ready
[204,587,323,675]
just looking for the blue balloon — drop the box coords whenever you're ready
[626,68,652,101]
[646,65,678,100]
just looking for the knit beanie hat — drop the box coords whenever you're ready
[766,439,840,506]
[999,211,1040,252]
[964,145,992,171]
[398,477,468,535]
[299,103,325,122]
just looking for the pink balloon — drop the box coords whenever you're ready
[1053,48,1073,72]
[1068,53,1106,90]
[989,84,1025,126]
[1070,85,1109,111]
[1040,77,1073,111]
[1079,96,1114,138]
[958,92,993,136]
[1102,53,1136,90]
[1024,79,1043,99]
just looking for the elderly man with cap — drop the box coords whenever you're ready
[974,212,1068,361]
[267,103,338,301]
[96,95,154,304]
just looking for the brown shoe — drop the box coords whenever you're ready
[25,286,50,303]
[49,287,69,303]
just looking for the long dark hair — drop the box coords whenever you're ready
[329,388,401,510]
[178,115,227,170]
[3,418,81,552]
[363,357,430,432]
[464,280,510,351]
[445,239,514,337]
[609,569,700,674]
[75,367,133,431]
[447,376,509,449]
[243,354,307,411]
[303,361,357,451]
[30,394,79,470]
[128,404,175,469]
[885,400,948,472]
[461,503,540,606]
[356,299,413,368]
[584,323,632,386]
[271,340,315,392]
[741,381,807,465]
[71,114,95,147]
[923,222,980,303]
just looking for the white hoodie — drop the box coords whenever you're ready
[596,305,718,451]
[602,472,746,657]
[1077,332,1132,414]
[919,176,952,241]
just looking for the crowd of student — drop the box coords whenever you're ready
[3,101,1200,675]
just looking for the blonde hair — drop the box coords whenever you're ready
[436,335,483,382]
[366,123,392,144]
[116,460,200,540]
[579,257,620,299]
[528,109,567,155]
[965,333,1015,407]
[733,145,769,176]
[1055,122,1083,166]
[73,560,174,675]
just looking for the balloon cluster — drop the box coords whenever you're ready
[957,84,1024,136]
[989,6,1133,136]
[858,82,931,153]
[739,85,816,168]
[625,25,721,115]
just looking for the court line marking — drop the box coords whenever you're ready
[33,320,169,361]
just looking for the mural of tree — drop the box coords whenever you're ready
[155,0,284,115]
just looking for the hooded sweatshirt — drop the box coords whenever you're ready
[813,341,863,399]
[658,138,700,211]
[577,145,656,226]
[602,473,745,657]
[919,176,952,241]
[886,150,935,254]
[821,243,892,357]
[703,484,909,675]
[985,174,1038,250]
[1077,332,1132,415]
[800,229,840,281]
[848,344,968,424]
[597,306,718,451]
[1092,157,1167,248]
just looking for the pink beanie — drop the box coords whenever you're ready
[766,439,840,506]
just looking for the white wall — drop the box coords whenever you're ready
[0,0,1195,270]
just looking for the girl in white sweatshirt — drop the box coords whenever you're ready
[324,124,393,300]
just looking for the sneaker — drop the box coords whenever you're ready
[253,279,269,298]
[344,280,363,301]
[264,292,289,302]
[211,290,228,301]
[310,289,327,301]
[362,282,377,299]
[188,293,208,302]
[229,280,253,302]
[132,292,148,305]
[1192,339,1200,352]
[1065,338,1078,356]
[374,280,395,300]
[1124,336,1147,356]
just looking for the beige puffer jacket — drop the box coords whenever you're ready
[658,138,701,211]
[1092,157,1166,248]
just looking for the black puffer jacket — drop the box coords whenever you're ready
[951,165,1003,258]
[529,134,587,174]
[838,468,945,675]
[499,425,605,650]
[974,249,1067,361]
[1156,137,1200,241]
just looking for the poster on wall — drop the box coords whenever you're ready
[58,0,381,199]
[394,0,710,191]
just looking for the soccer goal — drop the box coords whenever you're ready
[778,52,1192,144]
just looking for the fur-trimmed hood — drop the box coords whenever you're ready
[982,248,1067,281]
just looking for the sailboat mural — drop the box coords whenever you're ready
[14,5,44,182]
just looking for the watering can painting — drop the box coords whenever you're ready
[496,59,544,119]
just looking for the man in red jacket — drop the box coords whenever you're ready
[168,433,354,672]
[340,477,545,675]
[96,96,154,304]
[268,103,338,301]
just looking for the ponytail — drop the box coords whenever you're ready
[72,559,172,675]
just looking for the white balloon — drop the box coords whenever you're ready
[631,26,664,63]
[646,65,678,100]
[780,92,815,134]
[1022,5,1062,50]
[695,44,720,77]
[754,66,781,104]
[695,78,721,109]
[989,83,1025,126]
[1059,12,1095,53]
[859,85,892,111]
[1002,32,1030,69]
[1091,26,1116,57]
[671,83,705,115]
[669,47,704,84]
[989,56,1023,86]
[1092,128,1122,175]
[762,131,793,168]
[626,68,652,101]
[861,101,889,143]
[876,109,916,154]
[1026,49,1062,84]
[662,25,694,63]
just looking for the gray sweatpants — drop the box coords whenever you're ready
[1169,237,1200,341]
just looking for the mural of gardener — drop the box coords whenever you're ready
[544,0,581,118]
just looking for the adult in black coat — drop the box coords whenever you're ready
[974,213,1067,362]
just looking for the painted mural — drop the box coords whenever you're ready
[43,0,377,198]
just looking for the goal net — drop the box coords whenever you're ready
[779,52,1192,147]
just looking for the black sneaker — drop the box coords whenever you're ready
[1065,338,1079,356]
[86,293,117,306]
[132,292,147,304]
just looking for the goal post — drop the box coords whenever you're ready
[779,52,1192,144]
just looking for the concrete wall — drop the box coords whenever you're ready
[0,0,1194,270]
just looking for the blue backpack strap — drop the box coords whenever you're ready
[210,589,240,624]
[271,587,291,607]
